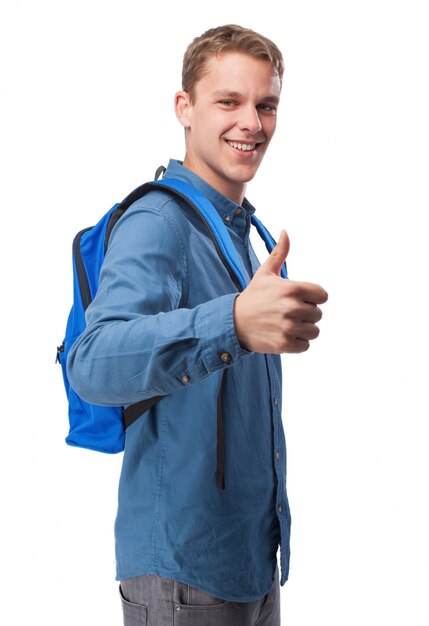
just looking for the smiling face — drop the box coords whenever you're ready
[175,52,281,204]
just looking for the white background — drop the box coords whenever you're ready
[1,1,428,624]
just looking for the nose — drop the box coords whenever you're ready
[238,105,262,134]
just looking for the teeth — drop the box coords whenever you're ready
[227,141,256,151]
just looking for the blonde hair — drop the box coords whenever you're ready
[182,24,284,101]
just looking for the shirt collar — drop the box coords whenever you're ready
[163,159,256,225]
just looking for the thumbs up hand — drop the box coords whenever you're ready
[234,230,328,354]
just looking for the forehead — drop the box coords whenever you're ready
[195,52,281,98]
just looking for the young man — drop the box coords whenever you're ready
[67,25,327,626]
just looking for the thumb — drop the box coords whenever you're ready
[260,230,290,276]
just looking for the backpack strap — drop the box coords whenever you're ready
[251,214,288,279]
[154,179,249,289]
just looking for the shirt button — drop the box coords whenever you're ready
[276,451,280,461]
[235,208,242,217]
[273,397,278,406]
[175,605,181,611]
[224,214,231,224]
[278,504,283,513]
[182,375,191,383]
[220,352,232,363]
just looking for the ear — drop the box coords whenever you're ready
[174,90,192,128]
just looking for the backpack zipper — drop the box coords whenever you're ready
[56,343,64,363]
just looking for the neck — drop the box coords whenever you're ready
[182,156,246,206]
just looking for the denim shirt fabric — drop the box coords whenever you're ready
[67,159,291,602]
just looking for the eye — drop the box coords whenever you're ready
[219,100,238,107]
[257,103,277,114]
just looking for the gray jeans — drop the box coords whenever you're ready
[120,568,280,626]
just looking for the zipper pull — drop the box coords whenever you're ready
[56,343,64,364]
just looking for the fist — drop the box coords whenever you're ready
[234,230,328,354]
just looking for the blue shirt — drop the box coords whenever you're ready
[67,159,291,602]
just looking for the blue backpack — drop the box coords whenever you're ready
[57,173,288,462]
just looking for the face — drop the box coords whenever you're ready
[175,52,281,204]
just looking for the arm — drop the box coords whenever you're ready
[67,201,250,406]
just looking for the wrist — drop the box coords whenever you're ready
[233,293,250,351]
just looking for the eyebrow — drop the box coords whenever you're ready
[212,90,280,105]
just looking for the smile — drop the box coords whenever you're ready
[226,140,257,152]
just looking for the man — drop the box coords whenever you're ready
[67,24,328,625]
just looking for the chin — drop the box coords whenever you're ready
[233,168,259,184]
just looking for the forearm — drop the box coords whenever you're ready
[67,293,250,405]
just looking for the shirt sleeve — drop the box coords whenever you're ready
[66,201,251,406]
